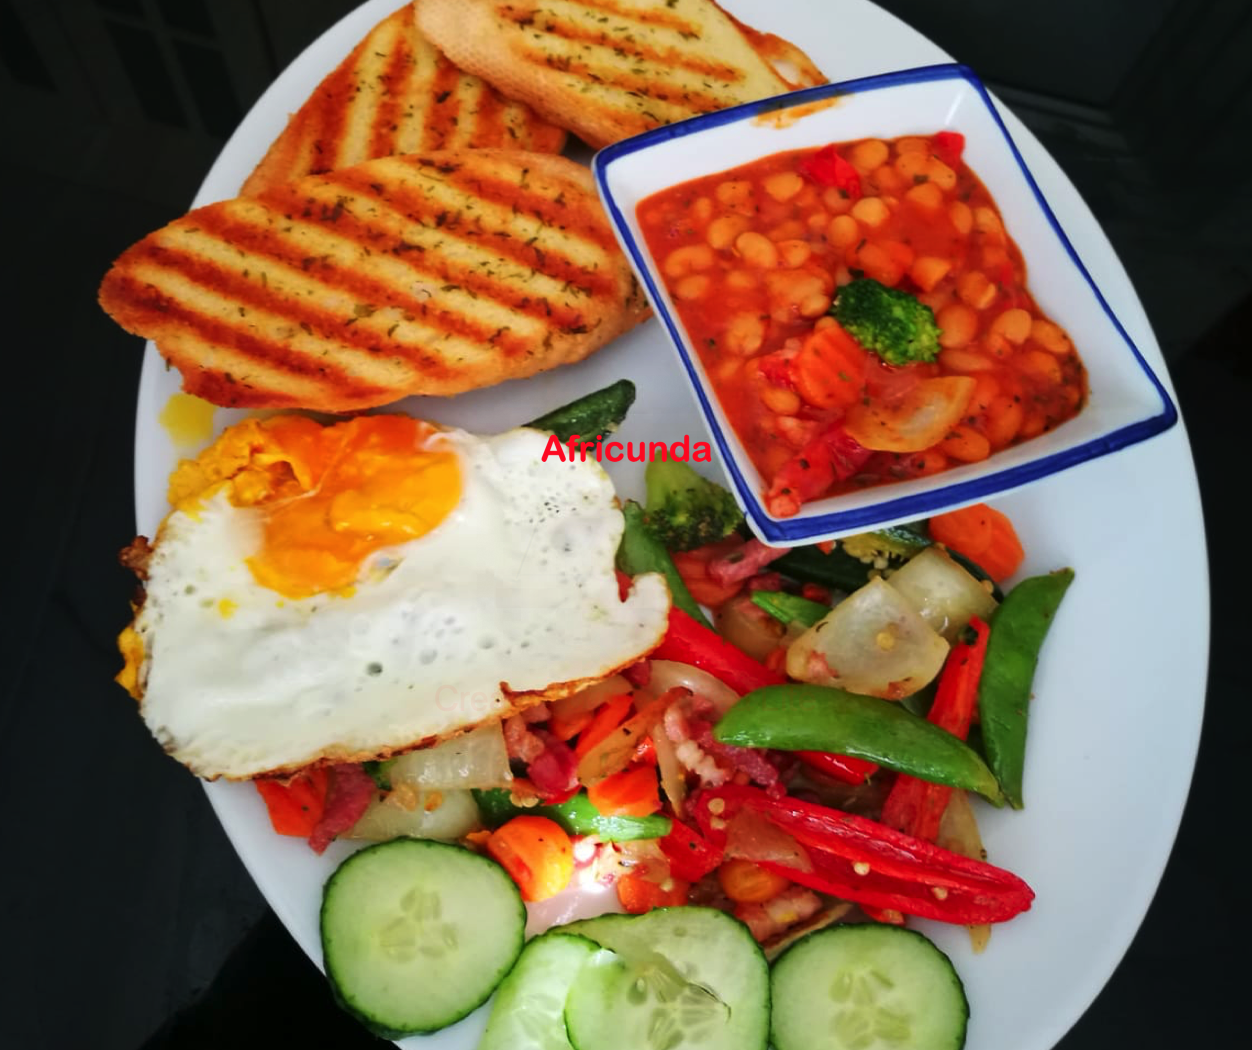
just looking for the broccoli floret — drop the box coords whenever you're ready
[643,456,744,552]
[831,278,942,366]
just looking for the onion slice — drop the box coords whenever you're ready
[644,660,742,718]
[724,807,813,873]
[844,376,976,452]
[387,723,512,790]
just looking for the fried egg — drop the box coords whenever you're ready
[119,415,670,779]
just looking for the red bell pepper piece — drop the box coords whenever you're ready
[659,818,725,882]
[861,905,907,925]
[765,424,872,519]
[798,145,862,200]
[653,606,784,695]
[691,784,1033,925]
[932,131,965,169]
[796,750,879,785]
[881,616,990,841]
[255,767,330,838]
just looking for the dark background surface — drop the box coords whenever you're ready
[1,1,1247,1048]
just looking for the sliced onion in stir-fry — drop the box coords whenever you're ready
[549,674,631,724]
[724,807,813,873]
[645,660,742,717]
[887,546,998,641]
[575,689,686,785]
[388,723,512,790]
[652,721,688,816]
[715,596,786,661]
[937,790,991,953]
[346,788,480,842]
[785,577,949,699]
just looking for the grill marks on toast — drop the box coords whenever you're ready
[240,3,565,196]
[416,0,825,147]
[100,152,646,410]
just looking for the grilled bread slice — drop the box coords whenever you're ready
[99,150,649,412]
[414,0,826,148]
[241,2,566,196]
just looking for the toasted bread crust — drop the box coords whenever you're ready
[241,2,565,196]
[99,150,649,412]
[415,0,826,148]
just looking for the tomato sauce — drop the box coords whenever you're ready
[638,133,1088,518]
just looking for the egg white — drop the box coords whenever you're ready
[133,427,670,778]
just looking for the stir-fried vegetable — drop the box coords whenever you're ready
[256,767,329,837]
[930,502,1026,582]
[486,815,574,902]
[886,546,998,642]
[751,590,829,628]
[642,454,745,552]
[785,577,950,699]
[714,683,1004,804]
[347,788,481,842]
[978,569,1075,807]
[617,500,711,628]
[881,617,991,840]
[385,723,512,791]
[691,785,1034,924]
[473,788,671,843]
[526,378,636,444]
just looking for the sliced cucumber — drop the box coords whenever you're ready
[320,839,525,1038]
[770,924,969,1050]
[561,907,769,1050]
[478,931,600,1050]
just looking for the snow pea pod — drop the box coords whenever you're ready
[714,684,1004,804]
[977,568,1075,809]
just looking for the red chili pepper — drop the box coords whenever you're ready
[798,145,862,200]
[659,818,725,882]
[691,784,1034,925]
[881,616,990,841]
[932,131,965,169]
[796,750,879,785]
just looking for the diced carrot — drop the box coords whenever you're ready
[792,323,870,410]
[587,766,662,818]
[486,815,574,901]
[573,694,634,761]
[549,708,595,742]
[929,502,1025,581]
[255,767,330,837]
[616,872,691,914]
[717,858,791,904]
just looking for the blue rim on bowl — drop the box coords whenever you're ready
[592,63,1178,545]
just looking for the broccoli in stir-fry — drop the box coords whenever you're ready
[643,455,744,552]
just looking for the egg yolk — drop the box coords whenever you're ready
[169,414,461,599]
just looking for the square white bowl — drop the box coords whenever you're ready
[593,63,1177,546]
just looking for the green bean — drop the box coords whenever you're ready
[977,568,1075,808]
[714,684,1004,804]
[750,590,829,627]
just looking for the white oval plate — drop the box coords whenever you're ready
[130,3,1209,1049]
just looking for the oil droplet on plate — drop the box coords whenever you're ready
[159,393,216,447]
